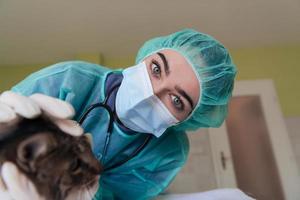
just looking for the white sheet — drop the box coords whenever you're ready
[156,188,256,200]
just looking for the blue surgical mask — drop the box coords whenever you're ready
[115,61,179,137]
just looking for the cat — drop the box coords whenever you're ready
[0,115,103,200]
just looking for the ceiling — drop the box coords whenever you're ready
[1,0,300,66]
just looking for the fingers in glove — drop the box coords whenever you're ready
[52,118,84,136]
[30,94,75,119]
[0,103,17,123]
[0,91,41,119]
[0,176,7,192]
[1,162,45,200]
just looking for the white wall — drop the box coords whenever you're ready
[166,129,217,193]
[285,117,300,175]
[165,117,300,194]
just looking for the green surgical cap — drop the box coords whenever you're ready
[135,28,237,132]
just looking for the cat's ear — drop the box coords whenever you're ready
[17,133,56,171]
[84,133,93,148]
[78,133,102,174]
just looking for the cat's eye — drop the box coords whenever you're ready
[37,172,48,181]
[70,159,80,172]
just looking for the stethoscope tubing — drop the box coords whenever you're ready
[78,83,152,171]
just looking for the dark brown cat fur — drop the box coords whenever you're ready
[0,116,102,200]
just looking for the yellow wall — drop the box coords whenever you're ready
[1,45,299,116]
[230,45,300,117]
[0,64,47,93]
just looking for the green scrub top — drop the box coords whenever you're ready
[11,61,189,200]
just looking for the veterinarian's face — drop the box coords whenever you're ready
[143,49,200,121]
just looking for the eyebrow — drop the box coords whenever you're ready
[157,52,170,76]
[175,85,194,110]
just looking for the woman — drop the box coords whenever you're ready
[0,28,237,199]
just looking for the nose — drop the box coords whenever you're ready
[152,79,171,98]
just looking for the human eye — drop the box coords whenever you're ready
[170,94,184,111]
[150,60,161,77]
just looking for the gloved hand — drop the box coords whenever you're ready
[0,91,97,200]
[0,162,99,200]
[0,162,46,200]
[0,91,83,136]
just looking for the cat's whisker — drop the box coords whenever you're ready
[83,177,97,188]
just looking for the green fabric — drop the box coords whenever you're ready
[136,28,237,131]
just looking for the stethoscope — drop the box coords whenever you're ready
[78,83,152,171]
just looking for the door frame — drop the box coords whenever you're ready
[208,79,300,200]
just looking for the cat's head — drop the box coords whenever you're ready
[1,116,102,200]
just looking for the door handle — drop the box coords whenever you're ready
[220,151,228,170]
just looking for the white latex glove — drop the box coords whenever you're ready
[0,162,45,200]
[0,162,99,200]
[0,163,99,200]
[0,171,12,200]
[0,91,83,136]
[0,91,97,200]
